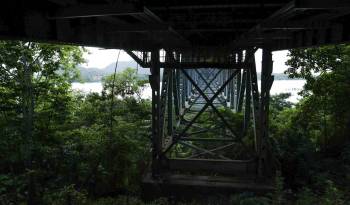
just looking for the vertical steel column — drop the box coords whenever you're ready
[188,70,192,98]
[250,52,260,154]
[235,52,242,111]
[167,60,173,137]
[223,69,227,98]
[230,69,236,109]
[237,69,247,112]
[150,50,162,177]
[242,67,251,138]
[181,70,186,109]
[173,69,180,117]
[224,69,228,107]
[258,48,274,178]
[227,70,232,105]
[183,71,188,101]
[174,53,181,117]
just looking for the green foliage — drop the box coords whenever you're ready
[0,41,151,203]
[266,44,350,204]
[89,196,203,205]
[0,40,86,204]
[43,185,88,205]
[0,174,26,204]
[320,180,345,205]
[102,67,147,98]
[265,45,350,196]
[295,181,346,205]
[271,171,284,205]
[286,45,350,149]
[89,196,144,205]
[230,193,270,205]
[296,188,317,205]
[269,93,293,118]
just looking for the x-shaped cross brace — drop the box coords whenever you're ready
[162,69,240,154]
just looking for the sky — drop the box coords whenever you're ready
[82,47,133,68]
[83,47,289,73]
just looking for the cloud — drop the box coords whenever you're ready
[82,47,133,69]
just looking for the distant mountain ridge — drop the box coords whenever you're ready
[76,61,300,82]
[77,61,149,82]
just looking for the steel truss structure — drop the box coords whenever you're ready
[140,48,277,191]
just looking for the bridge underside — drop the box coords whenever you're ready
[0,0,350,194]
[1,0,350,52]
[142,49,277,193]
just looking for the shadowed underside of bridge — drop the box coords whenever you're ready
[142,49,278,195]
[1,0,350,194]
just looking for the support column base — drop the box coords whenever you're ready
[142,172,275,201]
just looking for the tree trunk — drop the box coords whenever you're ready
[22,55,36,205]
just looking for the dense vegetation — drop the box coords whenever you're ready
[0,41,349,204]
[0,41,151,204]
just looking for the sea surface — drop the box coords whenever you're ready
[72,80,306,102]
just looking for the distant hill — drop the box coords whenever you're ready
[75,61,301,82]
[76,61,149,82]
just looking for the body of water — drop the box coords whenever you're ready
[268,80,305,102]
[72,80,305,102]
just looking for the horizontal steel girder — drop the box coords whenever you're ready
[168,158,256,175]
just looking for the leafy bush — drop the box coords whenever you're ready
[43,185,88,205]
[295,180,346,205]
[0,174,26,204]
[230,193,270,205]
[296,188,317,205]
[271,171,284,205]
[320,180,345,205]
[89,196,145,205]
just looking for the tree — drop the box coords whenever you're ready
[268,44,350,196]
[286,44,350,150]
[0,41,85,204]
[102,67,147,99]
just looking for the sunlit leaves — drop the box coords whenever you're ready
[102,67,147,99]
